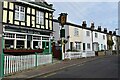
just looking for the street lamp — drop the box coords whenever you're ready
[58,13,68,60]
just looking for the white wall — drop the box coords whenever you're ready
[68,25,82,51]
[82,29,92,51]
[93,31,107,51]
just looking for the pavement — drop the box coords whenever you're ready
[2,56,107,79]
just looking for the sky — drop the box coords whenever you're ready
[46,0,119,34]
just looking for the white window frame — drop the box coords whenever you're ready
[15,5,25,21]
[75,42,81,50]
[95,33,98,38]
[36,11,44,25]
[103,35,105,40]
[74,28,79,36]
[87,43,90,49]
[86,31,90,36]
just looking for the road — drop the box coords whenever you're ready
[37,55,119,78]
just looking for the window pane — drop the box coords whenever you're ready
[40,12,44,25]
[74,28,79,36]
[5,40,14,49]
[86,31,90,36]
[16,40,24,48]
[15,5,19,11]
[20,6,25,12]
[87,43,90,49]
[15,12,19,20]
[20,13,25,21]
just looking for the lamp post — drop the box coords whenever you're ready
[58,13,67,60]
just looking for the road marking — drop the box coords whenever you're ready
[43,72,56,78]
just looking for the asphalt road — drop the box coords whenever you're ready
[38,55,119,78]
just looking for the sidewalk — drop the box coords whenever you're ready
[3,56,106,79]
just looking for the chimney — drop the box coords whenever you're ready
[98,26,101,31]
[82,21,87,28]
[91,22,94,30]
[104,28,107,33]
[109,31,112,35]
[113,31,116,35]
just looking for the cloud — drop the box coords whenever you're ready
[46,0,119,2]
[52,2,118,31]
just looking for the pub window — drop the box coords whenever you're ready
[36,11,44,25]
[15,5,25,21]
[16,40,24,48]
[5,40,14,49]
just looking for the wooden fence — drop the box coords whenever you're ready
[4,54,52,76]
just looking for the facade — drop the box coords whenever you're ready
[82,28,92,51]
[92,29,107,51]
[1,0,54,53]
[53,20,83,52]
[53,20,119,52]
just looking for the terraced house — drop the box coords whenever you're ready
[1,0,54,54]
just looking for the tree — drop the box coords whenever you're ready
[107,40,114,50]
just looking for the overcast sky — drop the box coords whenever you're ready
[46,0,119,33]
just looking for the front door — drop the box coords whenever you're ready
[83,43,85,50]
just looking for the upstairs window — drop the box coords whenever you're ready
[86,31,90,36]
[95,33,98,38]
[103,35,105,40]
[36,11,44,25]
[15,5,25,21]
[74,28,79,36]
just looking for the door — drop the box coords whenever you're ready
[70,42,73,50]
[83,43,85,50]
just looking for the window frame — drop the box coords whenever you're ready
[15,5,25,21]
[95,33,98,38]
[74,28,79,36]
[103,35,105,40]
[75,42,81,50]
[87,43,91,49]
[36,10,44,25]
[86,31,90,36]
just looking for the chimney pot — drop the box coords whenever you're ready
[109,31,112,35]
[82,21,87,28]
[104,28,107,33]
[91,22,94,30]
[98,26,101,31]
[113,31,116,35]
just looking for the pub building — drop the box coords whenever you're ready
[2,0,54,55]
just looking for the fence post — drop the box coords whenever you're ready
[35,52,38,67]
